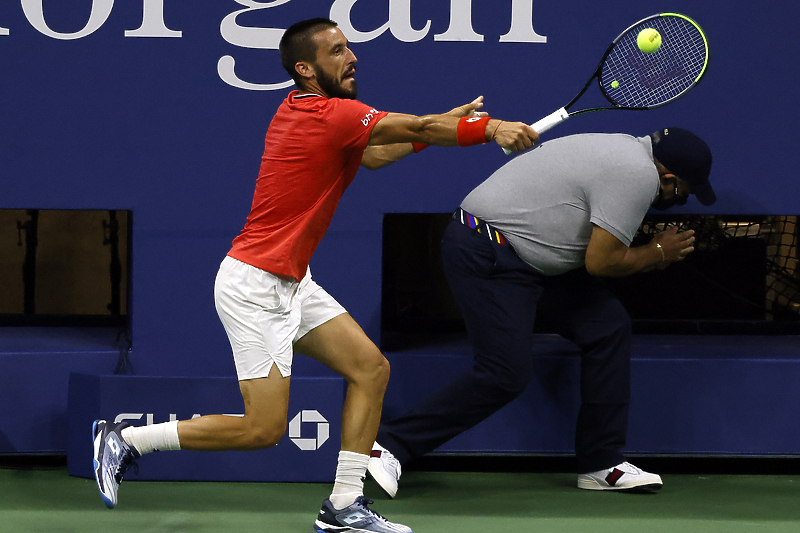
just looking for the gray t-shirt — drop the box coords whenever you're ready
[461,133,659,275]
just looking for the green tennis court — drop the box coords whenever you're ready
[3,464,799,533]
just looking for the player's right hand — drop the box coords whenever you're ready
[492,122,539,152]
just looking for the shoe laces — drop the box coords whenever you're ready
[114,449,139,484]
[383,452,401,478]
[618,462,642,475]
[355,497,387,522]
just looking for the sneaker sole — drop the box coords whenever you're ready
[578,477,663,492]
[313,518,411,533]
[367,464,397,499]
[312,519,368,533]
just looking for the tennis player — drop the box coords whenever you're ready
[91,17,538,533]
[369,128,714,497]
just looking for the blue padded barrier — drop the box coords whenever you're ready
[0,328,119,453]
[4,327,799,471]
[382,335,800,456]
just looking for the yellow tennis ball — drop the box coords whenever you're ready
[637,28,662,53]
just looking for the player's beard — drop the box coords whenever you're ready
[315,65,357,100]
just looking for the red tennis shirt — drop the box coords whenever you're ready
[227,91,389,281]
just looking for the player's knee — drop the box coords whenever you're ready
[244,424,285,450]
[352,351,390,391]
[372,353,391,389]
[380,352,391,376]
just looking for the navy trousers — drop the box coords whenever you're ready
[377,218,632,473]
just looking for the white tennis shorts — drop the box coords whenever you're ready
[214,255,346,380]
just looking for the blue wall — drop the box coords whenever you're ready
[2,0,798,380]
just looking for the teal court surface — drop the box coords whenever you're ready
[2,461,799,533]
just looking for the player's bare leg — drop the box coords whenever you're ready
[294,314,409,533]
[294,313,389,456]
[92,365,291,509]
[175,365,291,451]
[116,364,292,453]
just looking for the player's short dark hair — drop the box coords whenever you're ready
[280,18,338,84]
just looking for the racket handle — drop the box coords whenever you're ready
[531,107,570,134]
[502,107,570,155]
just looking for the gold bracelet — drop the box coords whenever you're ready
[490,120,503,140]
[655,242,666,262]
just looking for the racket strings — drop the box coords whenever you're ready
[601,16,707,108]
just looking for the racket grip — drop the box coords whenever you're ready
[531,107,570,134]
[502,107,570,155]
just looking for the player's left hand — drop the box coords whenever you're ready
[447,96,488,118]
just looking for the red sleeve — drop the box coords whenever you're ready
[325,99,390,153]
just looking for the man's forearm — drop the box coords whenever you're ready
[415,115,501,146]
[587,242,664,277]
[361,143,415,170]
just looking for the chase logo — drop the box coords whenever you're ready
[289,410,329,451]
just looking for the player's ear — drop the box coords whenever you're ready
[657,172,677,191]
[294,61,315,81]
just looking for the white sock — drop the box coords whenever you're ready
[121,420,181,456]
[329,450,369,510]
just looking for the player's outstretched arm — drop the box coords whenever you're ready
[360,96,490,170]
[366,103,537,153]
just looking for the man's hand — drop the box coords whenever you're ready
[445,96,539,151]
[446,96,488,118]
[651,225,695,264]
[491,121,539,152]
[586,225,694,277]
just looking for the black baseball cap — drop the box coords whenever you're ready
[651,127,715,205]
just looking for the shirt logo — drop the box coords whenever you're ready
[361,108,379,127]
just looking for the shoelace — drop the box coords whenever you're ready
[114,451,139,484]
[383,453,401,478]
[619,462,642,475]
[356,498,387,522]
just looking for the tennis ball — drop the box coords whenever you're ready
[611,80,620,89]
[637,28,662,53]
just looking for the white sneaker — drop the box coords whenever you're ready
[367,442,401,498]
[577,461,663,492]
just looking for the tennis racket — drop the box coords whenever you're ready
[503,12,709,154]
